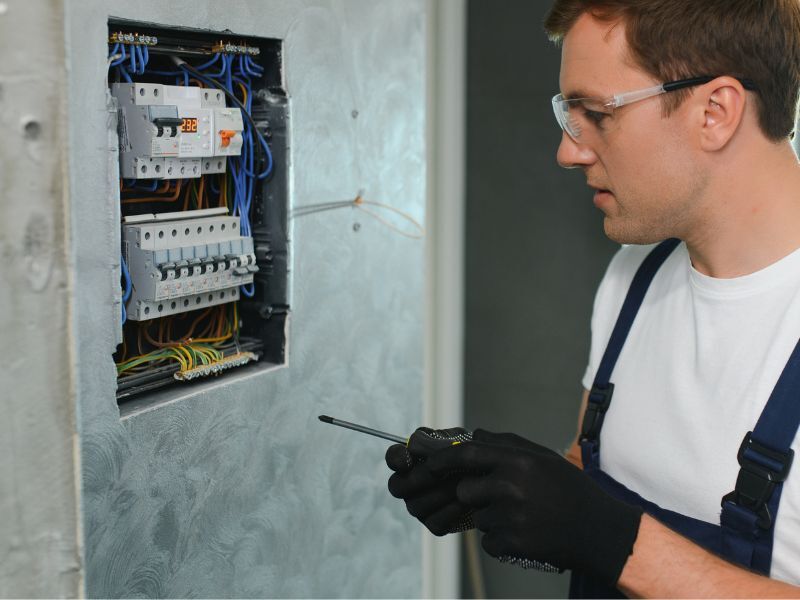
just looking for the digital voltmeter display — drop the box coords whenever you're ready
[180,117,198,133]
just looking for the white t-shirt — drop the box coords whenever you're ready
[582,241,800,584]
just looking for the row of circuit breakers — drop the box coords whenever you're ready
[113,82,255,321]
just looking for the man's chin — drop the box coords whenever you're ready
[603,218,668,246]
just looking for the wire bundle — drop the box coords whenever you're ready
[116,304,241,378]
[108,42,150,82]
[173,54,273,297]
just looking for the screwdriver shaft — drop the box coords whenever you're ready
[318,415,407,444]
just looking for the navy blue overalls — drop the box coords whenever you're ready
[570,239,800,598]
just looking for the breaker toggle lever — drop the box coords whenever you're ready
[219,129,237,148]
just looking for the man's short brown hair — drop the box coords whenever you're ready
[545,0,800,141]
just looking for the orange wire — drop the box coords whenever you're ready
[182,179,195,211]
[197,176,206,210]
[122,180,182,204]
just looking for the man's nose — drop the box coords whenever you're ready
[556,132,597,169]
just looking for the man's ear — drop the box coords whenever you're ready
[698,76,747,151]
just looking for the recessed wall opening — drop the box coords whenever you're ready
[109,18,290,404]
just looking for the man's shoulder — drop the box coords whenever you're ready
[593,241,686,316]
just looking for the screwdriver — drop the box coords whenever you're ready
[318,414,561,574]
[318,414,472,455]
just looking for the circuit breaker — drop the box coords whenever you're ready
[123,209,257,320]
[112,82,244,179]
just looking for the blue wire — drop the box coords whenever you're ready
[225,55,234,91]
[121,255,132,301]
[129,43,137,74]
[243,55,263,78]
[142,45,149,67]
[121,253,132,324]
[230,75,273,180]
[245,56,264,75]
[196,53,221,71]
[229,159,247,235]
[245,56,264,76]
[148,54,223,78]
[110,43,126,66]
[247,55,264,71]
[237,55,250,78]
[119,64,133,83]
[240,282,255,297]
[137,45,146,74]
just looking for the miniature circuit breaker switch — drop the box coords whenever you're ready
[112,83,245,179]
[122,209,259,320]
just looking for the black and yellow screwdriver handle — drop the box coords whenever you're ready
[405,426,473,459]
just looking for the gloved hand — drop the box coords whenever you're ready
[425,429,643,586]
[385,427,475,535]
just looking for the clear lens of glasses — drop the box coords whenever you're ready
[552,94,614,142]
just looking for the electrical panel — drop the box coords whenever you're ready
[109,20,290,403]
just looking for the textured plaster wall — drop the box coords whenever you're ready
[0,0,82,597]
[65,1,426,597]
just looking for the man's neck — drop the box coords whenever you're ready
[684,140,800,278]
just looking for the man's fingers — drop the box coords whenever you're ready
[425,441,502,477]
[480,530,507,558]
[424,503,473,536]
[385,443,414,473]
[455,475,494,507]
[405,480,459,519]
[388,463,438,498]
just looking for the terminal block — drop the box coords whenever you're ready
[112,82,245,179]
[123,208,258,320]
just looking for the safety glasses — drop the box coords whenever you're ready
[552,76,758,144]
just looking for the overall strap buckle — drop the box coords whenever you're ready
[722,431,794,530]
[579,383,615,444]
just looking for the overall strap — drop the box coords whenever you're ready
[581,238,681,470]
[720,339,800,573]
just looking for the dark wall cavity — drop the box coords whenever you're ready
[463,1,618,597]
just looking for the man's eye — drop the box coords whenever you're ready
[583,109,610,124]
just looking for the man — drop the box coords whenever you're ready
[387,0,800,597]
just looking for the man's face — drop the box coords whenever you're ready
[557,13,707,244]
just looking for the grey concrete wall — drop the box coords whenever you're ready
[0,1,83,597]
[462,1,618,597]
[65,1,426,597]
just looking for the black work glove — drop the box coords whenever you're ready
[425,429,643,586]
[386,427,475,535]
